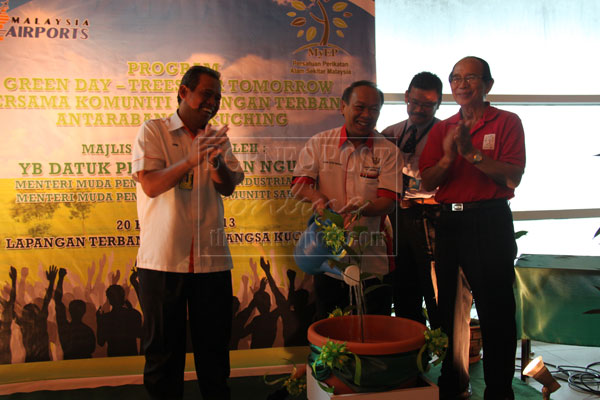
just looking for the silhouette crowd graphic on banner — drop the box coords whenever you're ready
[0,254,318,364]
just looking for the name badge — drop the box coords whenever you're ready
[407,177,421,191]
[179,170,193,190]
[482,134,495,150]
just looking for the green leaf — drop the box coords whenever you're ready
[352,353,362,385]
[317,380,335,393]
[363,283,391,296]
[515,230,528,239]
[322,209,344,227]
[342,304,355,314]
[329,307,350,318]
[322,223,345,253]
[341,243,358,258]
[327,258,350,269]
[263,374,288,386]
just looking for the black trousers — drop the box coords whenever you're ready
[435,201,517,400]
[138,268,233,400]
[390,204,440,328]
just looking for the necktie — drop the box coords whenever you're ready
[401,125,418,154]
[400,125,418,196]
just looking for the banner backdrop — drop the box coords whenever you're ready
[0,0,375,363]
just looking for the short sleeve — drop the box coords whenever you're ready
[497,113,526,169]
[419,121,446,173]
[131,121,167,181]
[292,135,321,181]
[375,140,402,198]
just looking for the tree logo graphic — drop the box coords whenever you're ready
[287,0,352,55]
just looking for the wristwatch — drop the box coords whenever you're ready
[469,150,483,164]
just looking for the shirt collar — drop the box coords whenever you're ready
[453,102,497,122]
[167,110,196,138]
[480,102,499,122]
[407,117,438,133]
[338,125,374,149]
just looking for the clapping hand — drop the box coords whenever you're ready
[187,124,229,168]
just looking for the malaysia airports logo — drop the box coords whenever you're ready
[0,0,9,41]
[0,0,89,42]
[286,0,351,57]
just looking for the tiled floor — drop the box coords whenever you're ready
[517,340,600,399]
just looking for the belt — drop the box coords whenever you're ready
[400,197,439,209]
[440,198,508,212]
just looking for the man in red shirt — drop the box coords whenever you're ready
[420,57,525,400]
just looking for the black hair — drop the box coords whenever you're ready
[449,56,494,83]
[341,80,384,107]
[408,72,443,104]
[177,65,221,104]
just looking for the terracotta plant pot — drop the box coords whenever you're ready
[307,315,427,394]
[469,324,483,364]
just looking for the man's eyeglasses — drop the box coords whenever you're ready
[406,98,438,110]
[449,74,483,85]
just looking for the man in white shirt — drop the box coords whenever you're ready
[132,65,244,400]
[292,80,402,319]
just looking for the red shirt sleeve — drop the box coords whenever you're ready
[419,120,448,173]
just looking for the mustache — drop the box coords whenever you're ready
[197,102,217,115]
